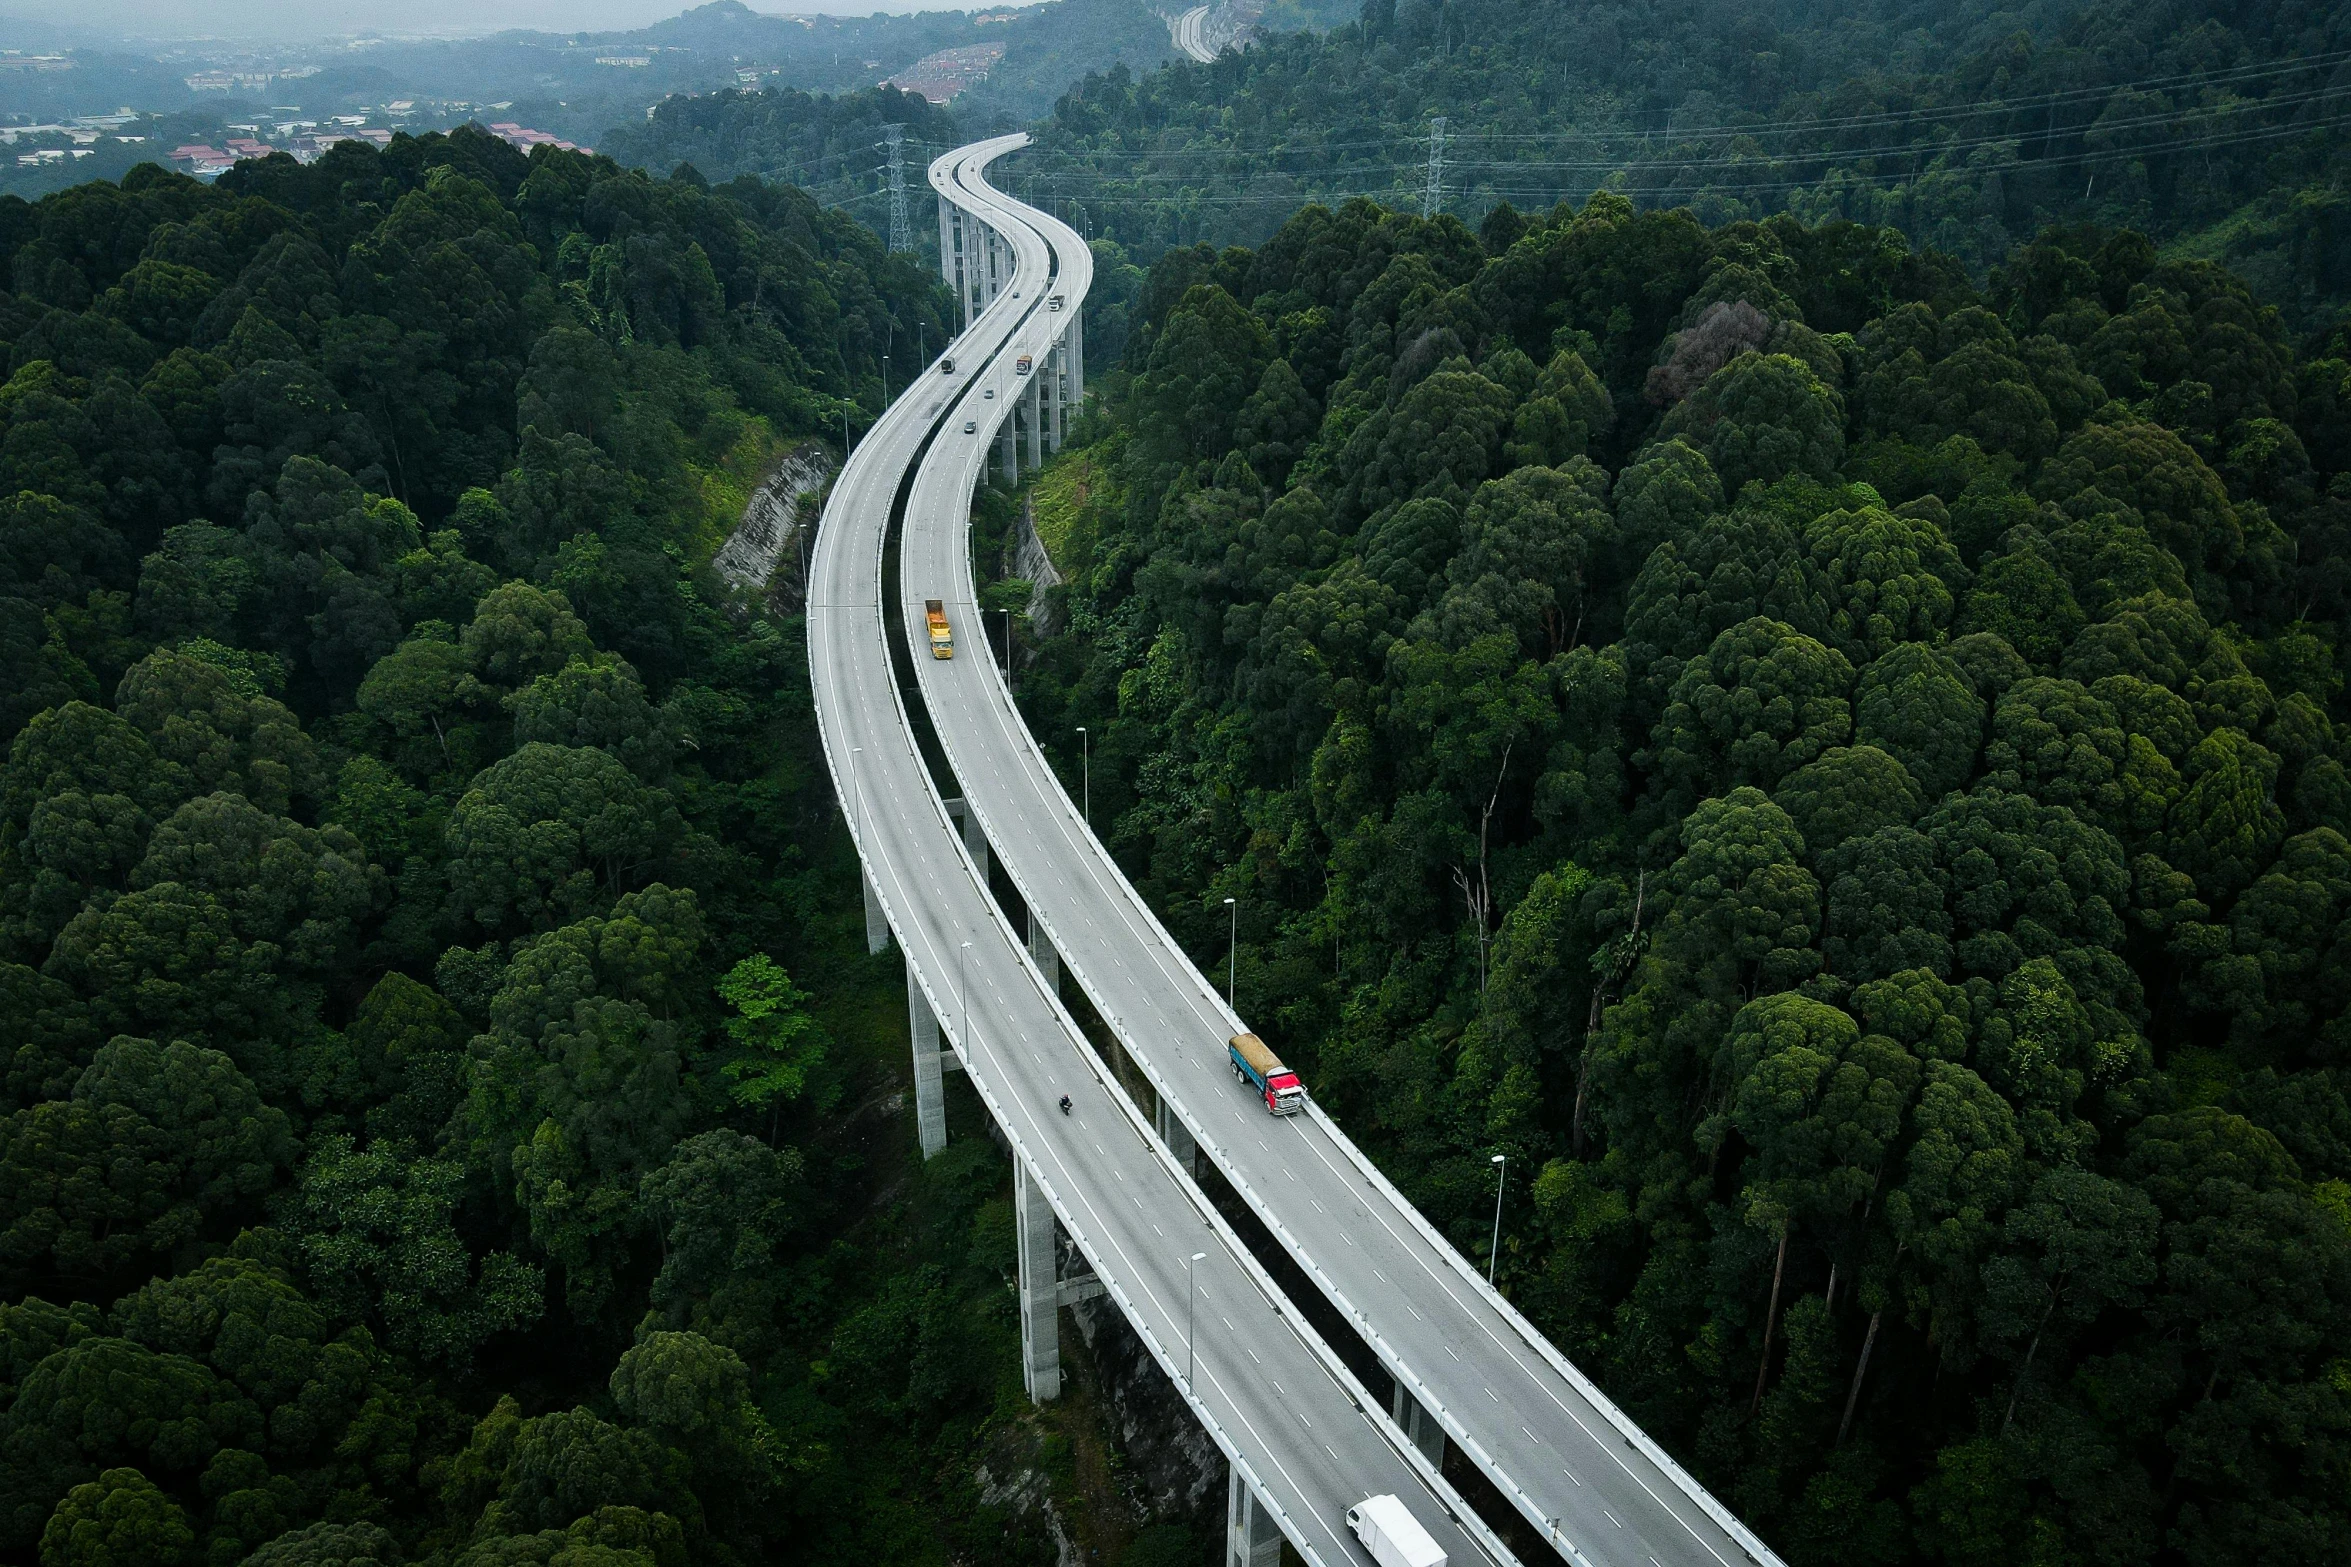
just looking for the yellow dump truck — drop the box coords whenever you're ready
[925,599,954,659]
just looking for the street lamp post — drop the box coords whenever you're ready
[840,400,852,455]
[882,351,890,404]
[1186,1250,1208,1389]
[1224,896,1238,1007]
[959,939,973,1048]
[1488,1153,1507,1284]
[1076,727,1089,825]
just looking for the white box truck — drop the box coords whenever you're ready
[1347,1494,1445,1567]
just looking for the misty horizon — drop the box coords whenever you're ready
[0,0,1029,47]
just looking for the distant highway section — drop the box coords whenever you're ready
[1172,4,1218,61]
[902,141,1788,1567]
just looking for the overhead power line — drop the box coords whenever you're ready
[1002,104,2351,210]
[1441,81,2351,176]
[1000,71,2345,200]
[1443,46,2351,145]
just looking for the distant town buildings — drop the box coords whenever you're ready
[185,65,317,93]
[3,110,142,167]
[156,120,437,176]
[168,144,237,176]
[487,123,590,155]
[0,53,73,73]
[884,41,1006,105]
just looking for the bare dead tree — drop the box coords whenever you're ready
[1751,1214,1792,1417]
[1837,1242,1905,1446]
[1452,740,1512,994]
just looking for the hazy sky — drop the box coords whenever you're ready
[0,0,1010,45]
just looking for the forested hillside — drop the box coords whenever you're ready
[1029,0,2351,327]
[1019,197,2351,1562]
[0,129,1087,1566]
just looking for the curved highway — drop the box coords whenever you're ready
[899,148,1786,1567]
[809,132,1514,1567]
[1172,5,1218,62]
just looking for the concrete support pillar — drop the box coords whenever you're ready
[908,963,946,1159]
[1025,371,1043,469]
[862,868,890,956]
[1049,340,1067,451]
[937,196,955,301]
[1390,1379,1447,1466]
[963,801,990,886]
[1068,308,1085,404]
[999,404,1018,484]
[970,220,985,324]
[1155,1094,1198,1175]
[1016,1158,1062,1402]
[1027,914,1059,997]
[957,209,977,330]
[1226,1466,1282,1567]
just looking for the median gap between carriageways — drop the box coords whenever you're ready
[876,412,963,804]
[880,452,1058,981]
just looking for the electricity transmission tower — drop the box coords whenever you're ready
[881,124,910,253]
[1421,115,1447,217]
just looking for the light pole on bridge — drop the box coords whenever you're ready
[1488,1153,1507,1285]
[1224,896,1237,1008]
[1185,1250,1208,1390]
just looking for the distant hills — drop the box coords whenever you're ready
[0,0,1180,142]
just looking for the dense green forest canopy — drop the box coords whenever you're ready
[1018,190,2351,1563]
[0,126,1086,1567]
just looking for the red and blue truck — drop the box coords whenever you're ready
[1228,1032,1306,1115]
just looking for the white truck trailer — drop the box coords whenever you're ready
[1346,1494,1445,1567]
